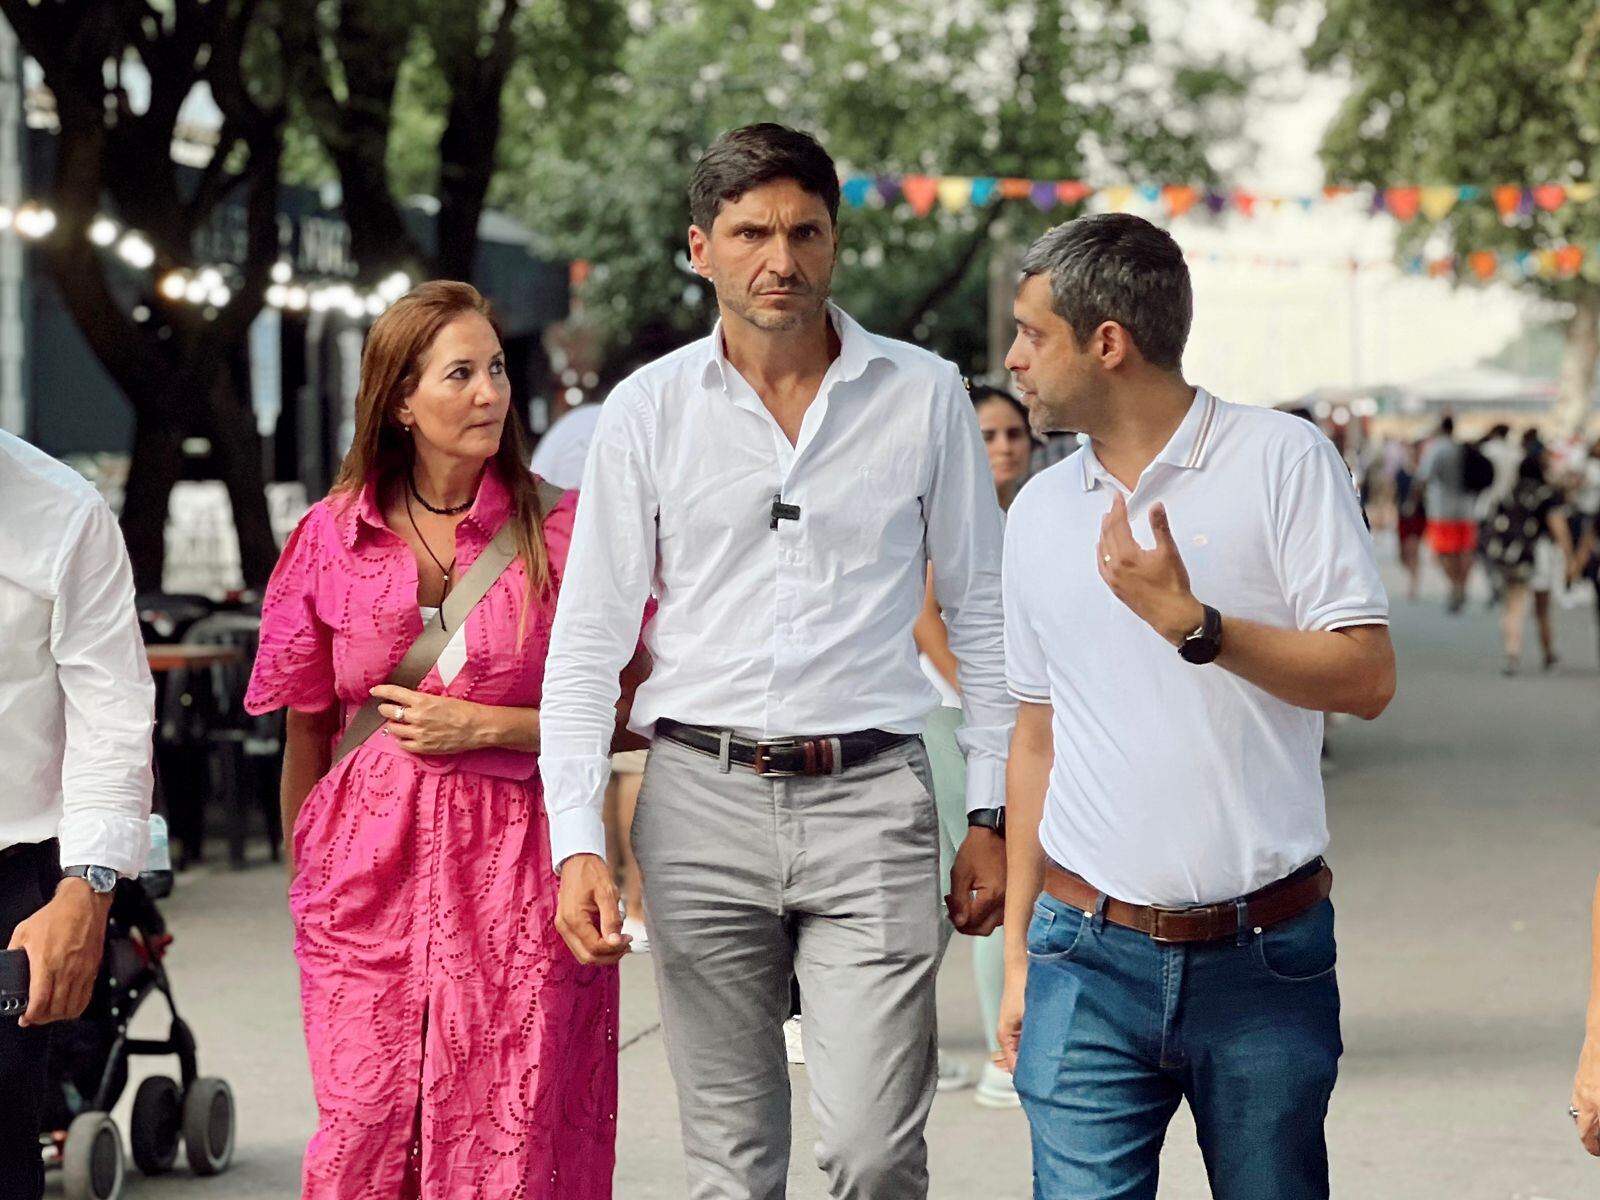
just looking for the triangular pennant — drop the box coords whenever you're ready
[1162,185,1198,218]
[1322,185,1353,200]
[1533,184,1567,212]
[841,177,874,208]
[1426,256,1453,278]
[1555,245,1586,276]
[1492,185,1522,220]
[1137,184,1161,204]
[1468,250,1499,282]
[1204,189,1229,215]
[902,175,938,216]
[1297,196,1316,212]
[998,178,1033,200]
[969,178,999,207]
[875,177,902,206]
[1056,181,1093,205]
[1515,252,1537,277]
[1536,249,1560,278]
[1457,185,1482,201]
[1102,186,1135,212]
[1030,182,1059,211]
[1231,189,1256,217]
[1419,187,1458,221]
[936,177,973,212]
[1568,182,1599,204]
[1385,187,1422,221]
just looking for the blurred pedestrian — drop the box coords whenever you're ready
[541,123,1013,1200]
[913,383,1030,1108]
[0,430,154,1200]
[529,396,603,489]
[1420,415,1484,613]
[1395,440,1427,602]
[998,214,1395,1200]
[1482,450,1576,675]
[246,282,643,1199]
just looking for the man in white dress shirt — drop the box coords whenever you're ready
[540,124,1014,1199]
[0,429,154,1200]
[995,215,1396,1200]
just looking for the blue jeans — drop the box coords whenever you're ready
[1015,891,1342,1200]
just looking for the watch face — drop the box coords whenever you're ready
[84,866,118,893]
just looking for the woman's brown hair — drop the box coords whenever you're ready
[330,280,552,594]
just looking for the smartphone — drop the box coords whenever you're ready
[0,948,28,1017]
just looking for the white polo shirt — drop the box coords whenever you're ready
[1003,389,1388,907]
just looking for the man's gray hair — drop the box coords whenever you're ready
[1018,213,1192,370]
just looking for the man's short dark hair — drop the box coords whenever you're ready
[689,124,841,233]
[1018,213,1192,371]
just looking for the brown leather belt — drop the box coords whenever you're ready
[1043,858,1332,944]
[655,718,914,777]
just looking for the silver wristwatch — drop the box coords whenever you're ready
[61,865,119,894]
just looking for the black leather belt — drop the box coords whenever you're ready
[654,718,914,777]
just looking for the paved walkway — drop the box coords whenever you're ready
[50,560,1600,1198]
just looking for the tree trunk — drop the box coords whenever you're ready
[1555,283,1600,434]
[201,363,279,590]
[890,205,1003,343]
[121,404,185,593]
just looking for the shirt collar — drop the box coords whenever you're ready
[337,463,514,549]
[1079,388,1220,492]
[699,302,890,394]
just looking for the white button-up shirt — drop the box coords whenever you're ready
[0,431,154,875]
[540,304,1013,866]
[1003,390,1388,907]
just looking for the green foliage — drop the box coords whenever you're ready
[500,0,1246,377]
[1278,0,1600,300]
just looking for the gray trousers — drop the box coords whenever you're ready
[632,734,944,1200]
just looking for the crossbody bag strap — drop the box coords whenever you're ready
[329,482,567,766]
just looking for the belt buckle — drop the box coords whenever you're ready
[1146,905,1195,944]
[753,738,804,777]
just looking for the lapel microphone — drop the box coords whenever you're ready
[770,493,802,531]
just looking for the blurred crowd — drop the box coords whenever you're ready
[1362,419,1600,673]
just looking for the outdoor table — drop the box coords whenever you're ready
[145,644,245,673]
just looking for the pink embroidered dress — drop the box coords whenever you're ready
[245,470,617,1200]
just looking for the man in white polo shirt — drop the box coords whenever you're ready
[995,214,1396,1200]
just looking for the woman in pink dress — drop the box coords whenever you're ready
[246,281,637,1199]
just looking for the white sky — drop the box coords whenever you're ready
[1140,0,1543,404]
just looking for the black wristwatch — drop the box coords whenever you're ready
[1178,603,1223,665]
[967,808,1006,838]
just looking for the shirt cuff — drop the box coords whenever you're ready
[57,811,151,878]
[547,806,608,870]
[963,755,1007,815]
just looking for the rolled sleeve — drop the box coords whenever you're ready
[51,501,154,876]
[925,365,1014,812]
[539,385,659,867]
[1276,439,1391,632]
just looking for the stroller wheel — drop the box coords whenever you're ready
[183,1077,235,1176]
[130,1075,183,1175]
[62,1111,124,1200]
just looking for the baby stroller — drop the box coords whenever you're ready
[39,863,237,1200]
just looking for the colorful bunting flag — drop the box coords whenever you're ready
[1030,182,1058,212]
[998,178,1033,200]
[1163,185,1198,218]
[901,175,937,217]
[970,178,999,207]
[936,177,973,212]
[1533,184,1568,212]
[1493,185,1524,220]
[841,177,874,208]
[1056,181,1093,205]
[1100,185,1134,212]
[1468,250,1498,281]
[1419,187,1459,222]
